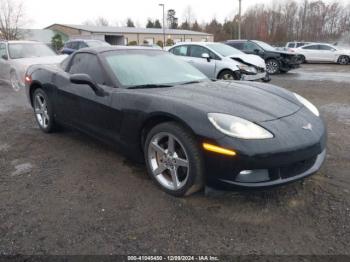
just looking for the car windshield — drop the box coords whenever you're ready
[86,41,110,48]
[252,40,276,51]
[103,50,208,88]
[8,43,56,59]
[206,43,244,56]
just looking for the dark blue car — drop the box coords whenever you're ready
[61,39,110,55]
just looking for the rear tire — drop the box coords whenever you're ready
[338,55,349,65]
[299,55,306,64]
[32,88,58,133]
[144,122,204,197]
[266,59,280,75]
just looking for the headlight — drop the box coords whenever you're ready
[237,64,257,74]
[208,113,274,139]
[294,93,319,117]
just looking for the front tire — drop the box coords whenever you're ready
[144,122,204,197]
[266,59,280,74]
[32,88,58,133]
[218,70,241,80]
[338,55,349,65]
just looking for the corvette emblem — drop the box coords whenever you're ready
[302,123,313,131]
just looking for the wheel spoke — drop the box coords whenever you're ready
[36,96,44,108]
[167,136,175,154]
[170,168,180,190]
[154,164,167,176]
[174,157,189,168]
[151,141,166,156]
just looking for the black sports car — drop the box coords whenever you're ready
[225,40,303,75]
[25,46,326,196]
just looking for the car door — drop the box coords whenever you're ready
[318,45,337,62]
[67,52,119,141]
[187,45,217,79]
[300,45,319,61]
[0,43,10,84]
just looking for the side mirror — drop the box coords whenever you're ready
[202,53,210,62]
[254,49,262,54]
[1,54,8,60]
[70,74,105,96]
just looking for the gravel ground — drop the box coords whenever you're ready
[0,64,349,256]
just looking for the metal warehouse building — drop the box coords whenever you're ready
[45,24,214,45]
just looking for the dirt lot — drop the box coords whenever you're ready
[0,64,349,256]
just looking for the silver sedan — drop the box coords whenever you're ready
[0,41,67,91]
[168,42,269,82]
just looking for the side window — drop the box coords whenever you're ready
[79,42,88,49]
[171,45,188,56]
[302,45,319,50]
[319,45,334,51]
[65,42,72,49]
[229,42,244,50]
[189,45,210,58]
[287,43,295,48]
[0,43,7,58]
[69,53,107,85]
[70,42,79,50]
[244,42,260,51]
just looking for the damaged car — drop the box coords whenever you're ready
[168,42,270,82]
[225,40,302,75]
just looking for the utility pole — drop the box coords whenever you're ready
[238,0,242,39]
[159,3,166,48]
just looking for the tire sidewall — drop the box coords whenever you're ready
[266,59,280,74]
[218,70,240,80]
[144,122,203,197]
[338,55,349,65]
[32,88,55,133]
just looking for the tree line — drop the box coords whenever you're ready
[1,0,349,45]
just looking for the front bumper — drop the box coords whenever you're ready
[203,108,327,189]
[241,72,267,81]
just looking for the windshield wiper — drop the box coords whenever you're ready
[128,84,173,89]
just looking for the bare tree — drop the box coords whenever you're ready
[182,5,196,26]
[83,17,109,27]
[0,0,26,40]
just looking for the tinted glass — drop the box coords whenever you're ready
[8,43,56,59]
[228,42,244,50]
[244,42,260,51]
[252,41,275,51]
[319,45,335,51]
[287,43,295,48]
[170,45,188,56]
[103,50,207,87]
[69,53,106,85]
[296,43,308,47]
[70,42,79,50]
[189,45,210,58]
[302,45,319,50]
[79,42,88,49]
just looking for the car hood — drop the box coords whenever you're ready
[143,81,302,122]
[12,55,67,68]
[228,54,266,69]
[269,50,297,56]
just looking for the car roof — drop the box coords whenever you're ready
[67,39,104,43]
[298,43,334,48]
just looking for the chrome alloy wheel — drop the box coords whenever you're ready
[148,132,190,191]
[266,60,279,74]
[338,56,349,65]
[34,93,49,129]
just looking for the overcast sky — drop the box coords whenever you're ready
[26,0,347,29]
